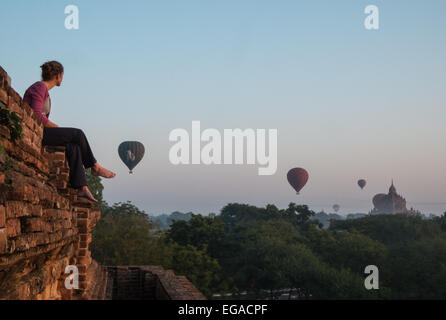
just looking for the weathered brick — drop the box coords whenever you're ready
[7,100,23,119]
[78,225,88,234]
[42,221,52,233]
[52,180,67,189]
[48,152,66,162]
[22,109,35,131]
[77,256,91,266]
[77,218,88,228]
[79,241,89,249]
[0,205,5,228]
[77,210,89,219]
[13,233,39,251]
[78,280,88,290]
[22,101,33,116]
[7,182,40,203]
[6,218,21,237]
[7,87,22,106]
[36,233,50,245]
[5,74,11,87]
[62,220,71,229]
[0,87,8,105]
[79,234,91,242]
[30,110,43,129]
[77,248,88,257]
[0,228,7,254]
[61,228,73,238]
[52,196,70,210]
[76,264,87,273]
[49,160,65,167]
[31,205,43,217]
[51,220,65,232]
[5,201,33,218]
[22,217,43,233]
[44,209,66,221]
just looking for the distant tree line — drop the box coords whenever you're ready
[87,172,446,299]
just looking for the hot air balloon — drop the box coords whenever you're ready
[118,141,145,174]
[333,204,340,213]
[287,168,309,195]
[358,179,367,190]
[372,193,387,210]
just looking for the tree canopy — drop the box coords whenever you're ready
[89,175,446,300]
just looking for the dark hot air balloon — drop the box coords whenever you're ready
[372,193,387,210]
[333,204,340,213]
[358,179,367,190]
[287,168,309,195]
[118,141,145,174]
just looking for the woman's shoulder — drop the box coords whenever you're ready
[25,81,48,95]
[31,81,47,91]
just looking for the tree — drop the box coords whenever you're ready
[304,224,388,274]
[90,201,160,265]
[167,214,225,255]
[284,202,316,226]
[167,243,223,298]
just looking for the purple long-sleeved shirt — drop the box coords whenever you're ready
[23,81,51,126]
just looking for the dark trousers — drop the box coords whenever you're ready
[42,127,97,188]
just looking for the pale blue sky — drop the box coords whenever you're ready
[1,0,446,215]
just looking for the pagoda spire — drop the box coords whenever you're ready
[389,179,397,194]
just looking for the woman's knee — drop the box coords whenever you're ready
[71,128,86,142]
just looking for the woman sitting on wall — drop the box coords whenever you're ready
[23,61,116,202]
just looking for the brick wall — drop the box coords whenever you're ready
[105,266,206,300]
[0,66,105,300]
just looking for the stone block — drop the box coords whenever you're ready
[77,248,88,257]
[7,100,23,119]
[77,218,88,228]
[0,87,8,105]
[22,217,43,233]
[0,205,5,228]
[5,201,32,218]
[0,228,7,254]
[7,87,22,106]
[6,218,20,237]
[77,264,87,273]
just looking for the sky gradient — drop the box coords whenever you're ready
[1,0,446,215]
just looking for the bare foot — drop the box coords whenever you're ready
[92,163,116,179]
[78,186,98,202]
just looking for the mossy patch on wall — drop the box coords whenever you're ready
[0,103,22,144]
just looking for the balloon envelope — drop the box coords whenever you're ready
[118,141,145,173]
[287,168,309,194]
[358,179,367,189]
[333,204,340,212]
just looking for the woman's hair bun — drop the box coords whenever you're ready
[41,61,64,81]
